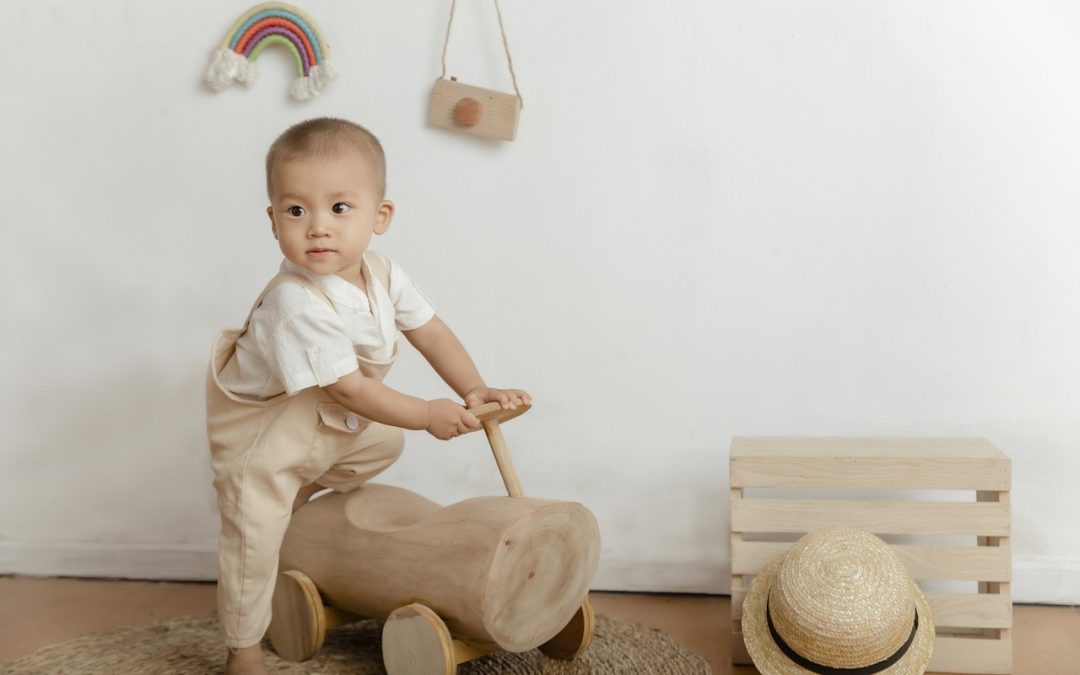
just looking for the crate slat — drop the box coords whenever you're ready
[732,498,1010,536]
[732,589,1011,629]
[731,437,1006,458]
[731,437,1009,490]
[732,541,1010,581]
[933,636,1012,674]
[732,456,1009,490]
[929,593,1012,629]
[731,633,1012,674]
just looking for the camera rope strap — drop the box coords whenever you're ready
[439,0,524,108]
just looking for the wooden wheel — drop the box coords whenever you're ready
[382,603,456,675]
[268,569,326,661]
[539,595,596,660]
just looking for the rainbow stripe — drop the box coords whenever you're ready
[205,2,335,101]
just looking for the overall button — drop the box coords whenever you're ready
[345,414,361,431]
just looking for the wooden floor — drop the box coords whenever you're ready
[1,576,1078,673]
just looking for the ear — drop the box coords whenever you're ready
[374,199,395,235]
[267,206,278,240]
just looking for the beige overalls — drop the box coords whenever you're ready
[206,255,402,648]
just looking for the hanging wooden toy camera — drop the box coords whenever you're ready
[428,0,523,141]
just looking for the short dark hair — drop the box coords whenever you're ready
[265,117,386,199]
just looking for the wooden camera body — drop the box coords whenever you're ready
[428,77,522,141]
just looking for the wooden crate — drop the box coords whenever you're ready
[730,437,1012,675]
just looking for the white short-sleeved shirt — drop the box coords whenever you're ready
[219,253,436,399]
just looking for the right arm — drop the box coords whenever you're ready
[322,370,479,440]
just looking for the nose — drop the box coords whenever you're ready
[306,214,330,237]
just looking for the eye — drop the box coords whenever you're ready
[332,202,351,214]
[288,205,305,217]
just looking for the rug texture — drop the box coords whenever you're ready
[0,613,711,674]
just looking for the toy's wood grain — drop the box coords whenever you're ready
[469,401,530,426]
[382,603,455,675]
[322,605,361,630]
[539,595,596,659]
[280,485,600,652]
[483,420,524,498]
[268,570,325,661]
[451,637,499,665]
[469,401,529,498]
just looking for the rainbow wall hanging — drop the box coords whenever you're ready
[205,2,335,101]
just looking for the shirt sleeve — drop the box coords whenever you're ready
[383,256,437,331]
[249,283,359,395]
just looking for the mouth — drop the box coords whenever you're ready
[306,248,336,258]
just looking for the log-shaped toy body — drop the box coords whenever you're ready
[281,484,601,652]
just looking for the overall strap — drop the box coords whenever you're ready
[239,255,387,334]
[238,272,333,334]
[364,251,391,291]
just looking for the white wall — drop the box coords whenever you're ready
[1,0,1078,603]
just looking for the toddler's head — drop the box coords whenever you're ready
[265,117,387,201]
[264,118,394,281]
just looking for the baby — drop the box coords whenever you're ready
[206,117,529,675]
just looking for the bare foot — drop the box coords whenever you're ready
[225,644,269,675]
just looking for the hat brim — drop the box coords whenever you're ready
[742,556,935,675]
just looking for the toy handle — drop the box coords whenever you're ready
[468,402,530,498]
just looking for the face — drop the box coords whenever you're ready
[267,149,393,285]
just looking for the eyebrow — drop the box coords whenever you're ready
[274,191,361,202]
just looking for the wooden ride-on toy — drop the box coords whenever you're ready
[268,402,601,674]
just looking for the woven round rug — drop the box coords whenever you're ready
[0,613,711,674]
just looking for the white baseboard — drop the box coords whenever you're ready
[1012,557,1080,604]
[594,556,1080,604]
[592,558,728,594]
[0,542,218,581]
[3,542,1078,604]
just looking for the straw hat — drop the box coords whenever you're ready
[742,528,934,675]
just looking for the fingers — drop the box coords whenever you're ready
[439,391,533,441]
[491,388,531,409]
[501,389,530,409]
[437,409,481,440]
[462,411,480,429]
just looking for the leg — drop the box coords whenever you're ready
[315,422,404,493]
[214,460,304,652]
[292,422,402,510]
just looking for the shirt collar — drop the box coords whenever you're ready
[279,258,370,311]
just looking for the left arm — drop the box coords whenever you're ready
[403,315,530,409]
